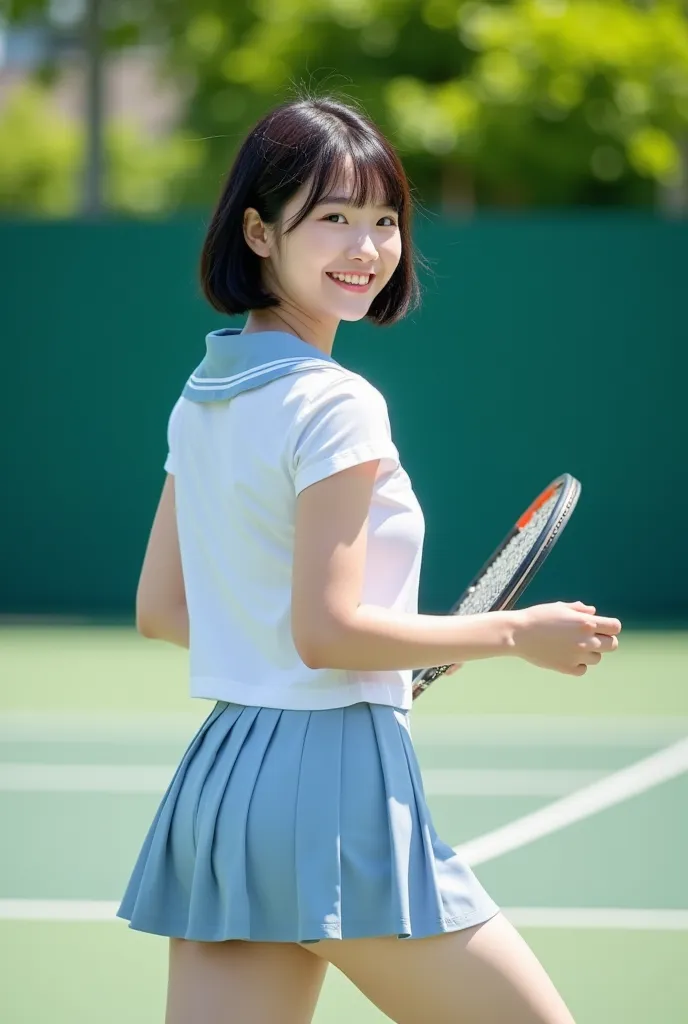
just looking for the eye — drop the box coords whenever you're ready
[322,213,398,227]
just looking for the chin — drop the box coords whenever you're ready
[338,308,370,323]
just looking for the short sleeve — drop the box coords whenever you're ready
[163,399,182,475]
[290,372,399,496]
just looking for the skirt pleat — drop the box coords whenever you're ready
[189,704,268,938]
[366,703,413,933]
[294,708,343,939]
[117,701,499,942]
[116,701,234,935]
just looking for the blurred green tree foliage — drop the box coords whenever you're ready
[4,0,688,209]
[0,81,201,214]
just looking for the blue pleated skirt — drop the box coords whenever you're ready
[117,701,499,942]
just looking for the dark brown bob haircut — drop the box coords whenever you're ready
[200,95,422,326]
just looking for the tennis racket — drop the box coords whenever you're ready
[412,473,581,701]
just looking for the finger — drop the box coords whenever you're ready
[556,662,588,677]
[568,663,588,677]
[580,634,618,652]
[581,651,602,666]
[593,616,622,636]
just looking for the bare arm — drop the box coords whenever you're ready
[291,461,621,676]
[136,475,189,648]
[291,460,517,672]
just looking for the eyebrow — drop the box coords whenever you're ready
[315,195,398,210]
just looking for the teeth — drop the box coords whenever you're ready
[330,273,370,285]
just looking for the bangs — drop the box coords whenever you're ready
[200,93,424,325]
[283,138,404,234]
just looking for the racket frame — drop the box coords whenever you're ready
[412,473,581,700]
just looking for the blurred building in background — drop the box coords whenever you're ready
[0,23,181,136]
[0,2,192,216]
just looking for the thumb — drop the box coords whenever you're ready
[567,601,596,614]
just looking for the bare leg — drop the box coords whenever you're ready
[307,913,576,1024]
[166,938,327,1024]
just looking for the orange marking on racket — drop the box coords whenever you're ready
[516,484,557,530]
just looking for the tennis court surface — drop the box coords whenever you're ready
[2,626,687,1023]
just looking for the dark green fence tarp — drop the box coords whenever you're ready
[1,215,686,621]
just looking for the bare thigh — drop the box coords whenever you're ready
[307,912,576,1024]
[166,937,327,1024]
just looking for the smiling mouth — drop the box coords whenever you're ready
[325,273,375,292]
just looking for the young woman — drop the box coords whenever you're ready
[118,95,621,1024]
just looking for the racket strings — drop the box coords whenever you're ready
[455,492,559,616]
[412,474,581,698]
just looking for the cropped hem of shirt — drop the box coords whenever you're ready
[189,675,413,711]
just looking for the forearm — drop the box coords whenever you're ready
[137,603,190,649]
[301,604,518,671]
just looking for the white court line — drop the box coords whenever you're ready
[412,715,688,748]
[2,712,688,746]
[1,900,687,930]
[0,900,121,921]
[504,908,688,931]
[0,712,206,744]
[455,737,688,866]
[0,764,604,798]
[424,769,603,797]
[0,764,176,794]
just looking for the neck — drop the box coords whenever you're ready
[240,309,338,357]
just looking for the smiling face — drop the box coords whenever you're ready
[242,155,403,349]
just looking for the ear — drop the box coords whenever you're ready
[243,208,271,258]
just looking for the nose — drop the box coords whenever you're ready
[348,233,379,262]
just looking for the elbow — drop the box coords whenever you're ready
[292,615,349,670]
[303,649,331,670]
[136,595,163,639]
[136,610,159,639]
[294,634,327,670]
